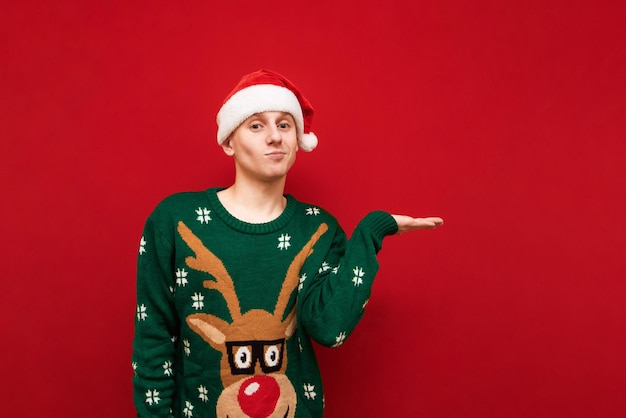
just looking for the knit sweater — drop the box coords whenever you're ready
[132,188,398,417]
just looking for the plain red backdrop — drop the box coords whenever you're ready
[1,1,625,417]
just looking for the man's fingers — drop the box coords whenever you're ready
[417,219,437,229]
[415,217,443,228]
[424,217,444,226]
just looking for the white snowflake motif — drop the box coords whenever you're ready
[196,207,211,224]
[162,360,173,376]
[132,361,137,371]
[136,304,148,321]
[303,383,317,400]
[298,337,303,352]
[198,385,209,402]
[183,339,191,356]
[277,233,291,250]
[352,267,365,287]
[191,293,204,310]
[139,236,147,255]
[318,261,330,274]
[171,335,178,343]
[305,207,320,216]
[183,400,194,417]
[176,268,188,287]
[332,331,347,347]
[298,273,307,291]
[145,389,161,406]
[169,286,174,294]
[332,265,340,274]
[362,299,370,310]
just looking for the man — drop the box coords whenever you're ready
[133,69,443,417]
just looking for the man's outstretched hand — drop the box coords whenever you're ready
[391,215,444,235]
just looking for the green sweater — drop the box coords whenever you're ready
[132,188,398,417]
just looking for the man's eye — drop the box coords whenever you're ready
[251,123,261,130]
[278,123,289,129]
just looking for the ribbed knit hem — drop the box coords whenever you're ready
[359,210,398,239]
[206,188,297,234]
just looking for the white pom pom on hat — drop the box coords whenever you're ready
[216,69,318,152]
[300,131,318,152]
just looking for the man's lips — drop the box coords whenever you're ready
[265,151,287,158]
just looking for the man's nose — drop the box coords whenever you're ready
[267,125,282,143]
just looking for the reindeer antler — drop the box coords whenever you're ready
[274,223,329,318]
[177,221,242,320]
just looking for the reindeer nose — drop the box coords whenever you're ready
[238,375,281,418]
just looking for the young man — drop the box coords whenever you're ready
[132,69,443,417]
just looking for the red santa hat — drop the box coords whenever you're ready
[216,69,318,152]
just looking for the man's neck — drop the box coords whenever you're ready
[217,178,287,224]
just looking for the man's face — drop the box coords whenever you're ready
[223,111,299,183]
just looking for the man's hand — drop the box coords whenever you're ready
[391,215,444,235]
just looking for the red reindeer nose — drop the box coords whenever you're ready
[238,375,281,418]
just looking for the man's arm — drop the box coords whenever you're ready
[132,217,178,418]
[299,211,443,347]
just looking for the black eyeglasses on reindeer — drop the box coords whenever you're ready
[226,339,285,375]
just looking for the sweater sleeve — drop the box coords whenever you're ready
[132,217,178,418]
[299,211,398,347]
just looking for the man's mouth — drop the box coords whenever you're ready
[265,151,287,159]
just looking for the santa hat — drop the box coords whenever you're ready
[216,69,318,152]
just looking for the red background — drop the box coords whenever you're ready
[2,1,625,417]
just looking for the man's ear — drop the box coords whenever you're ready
[221,138,235,156]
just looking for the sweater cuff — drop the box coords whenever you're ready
[359,210,398,239]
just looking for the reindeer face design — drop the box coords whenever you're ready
[178,221,328,418]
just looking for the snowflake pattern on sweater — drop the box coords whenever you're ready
[132,188,397,417]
